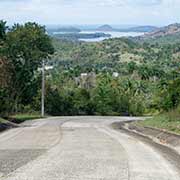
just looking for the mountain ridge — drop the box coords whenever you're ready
[96,24,157,32]
[144,23,180,38]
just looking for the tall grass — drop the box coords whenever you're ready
[138,108,180,134]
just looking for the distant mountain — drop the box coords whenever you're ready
[132,23,180,44]
[144,23,180,38]
[96,25,114,31]
[47,26,81,34]
[127,26,157,33]
[56,27,81,33]
[96,24,157,32]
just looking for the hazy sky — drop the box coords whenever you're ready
[0,0,180,26]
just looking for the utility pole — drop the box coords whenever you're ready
[41,59,45,117]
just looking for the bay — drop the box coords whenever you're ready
[79,31,144,42]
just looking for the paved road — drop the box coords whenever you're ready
[0,116,179,180]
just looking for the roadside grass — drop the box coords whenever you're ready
[9,113,43,124]
[136,110,180,134]
[0,117,6,123]
[0,117,19,132]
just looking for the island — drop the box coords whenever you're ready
[53,32,111,41]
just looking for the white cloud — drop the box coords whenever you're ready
[0,0,179,25]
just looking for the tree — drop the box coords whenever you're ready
[93,74,115,115]
[0,57,11,88]
[2,22,54,112]
[0,20,7,41]
[73,88,95,115]
[0,21,8,85]
[127,61,137,74]
[158,77,180,111]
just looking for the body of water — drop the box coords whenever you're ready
[79,31,144,42]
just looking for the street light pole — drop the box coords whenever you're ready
[41,59,45,117]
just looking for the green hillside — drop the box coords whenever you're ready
[52,37,180,75]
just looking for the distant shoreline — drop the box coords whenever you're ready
[52,31,145,42]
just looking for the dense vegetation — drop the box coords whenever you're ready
[0,20,54,117]
[1,20,180,124]
[134,32,180,45]
[46,36,180,116]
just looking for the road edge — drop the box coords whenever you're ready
[112,121,180,156]
[0,120,20,133]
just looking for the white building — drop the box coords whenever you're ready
[112,72,119,78]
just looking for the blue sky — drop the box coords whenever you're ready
[0,0,180,26]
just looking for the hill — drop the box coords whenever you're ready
[96,24,157,32]
[47,26,81,35]
[145,23,180,37]
[134,23,180,44]
[127,26,157,32]
[96,25,114,31]
[52,36,180,73]
[56,27,81,33]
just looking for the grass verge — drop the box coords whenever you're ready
[0,117,6,123]
[9,113,43,124]
[136,112,180,134]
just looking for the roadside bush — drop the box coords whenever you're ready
[0,89,13,117]
[158,77,180,111]
[129,96,145,116]
[45,86,67,116]
[73,88,96,115]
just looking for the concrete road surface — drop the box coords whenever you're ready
[0,116,179,180]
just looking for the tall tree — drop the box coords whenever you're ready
[2,22,54,112]
[0,20,7,41]
[0,21,9,97]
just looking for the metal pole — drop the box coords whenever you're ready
[41,59,45,117]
